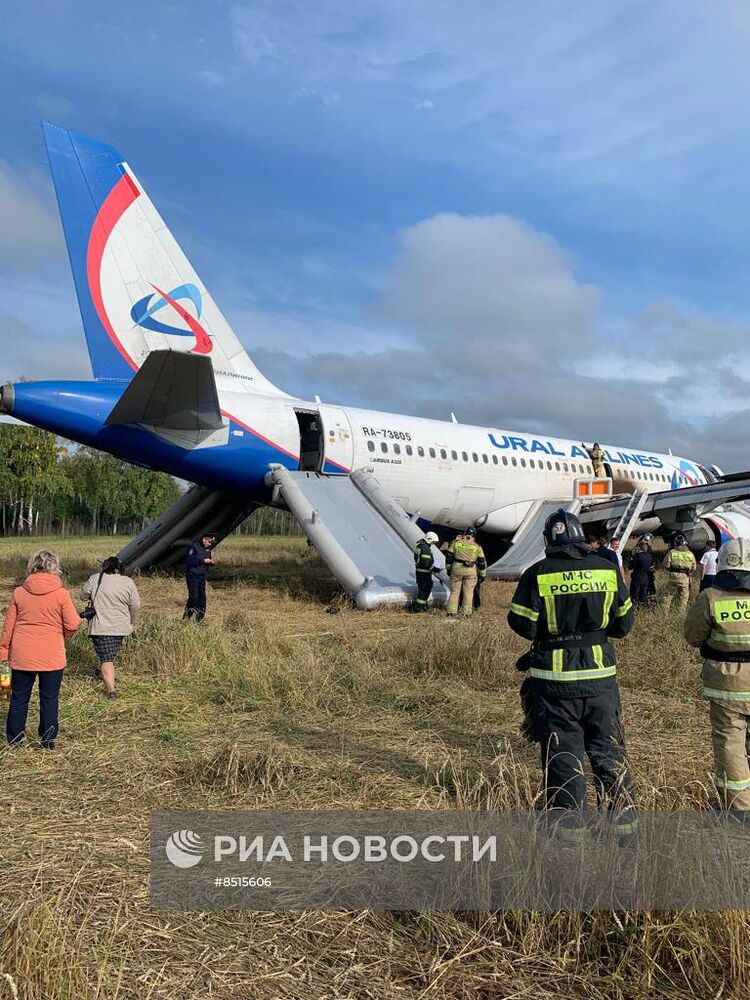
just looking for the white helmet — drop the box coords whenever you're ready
[717,538,750,573]
[424,532,439,545]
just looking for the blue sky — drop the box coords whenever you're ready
[3,1,750,467]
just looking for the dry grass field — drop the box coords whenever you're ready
[0,534,746,999]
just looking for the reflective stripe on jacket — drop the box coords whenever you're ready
[508,552,633,693]
[414,539,435,574]
[665,547,696,573]
[445,539,487,576]
[684,586,750,708]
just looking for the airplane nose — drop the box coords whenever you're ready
[0,383,15,415]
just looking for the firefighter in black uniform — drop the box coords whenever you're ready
[183,533,217,623]
[508,509,636,842]
[412,531,440,612]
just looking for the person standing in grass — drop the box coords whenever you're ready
[685,538,750,813]
[183,533,216,623]
[508,510,636,844]
[700,541,719,592]
[663,533,697,610]
[628,541,654,606]
[80,557,140,699]
[0,550,80,749]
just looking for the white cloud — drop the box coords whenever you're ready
[35,91,76,121]
[226,1,750,190]
[239,208,750,471]
[380,213,601,361]
[0,314,90,381]
[197,69,227,86]
[0,162,63,271]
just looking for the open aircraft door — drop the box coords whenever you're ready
[319,405,354,473]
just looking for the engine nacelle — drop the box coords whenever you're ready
[700,507,750,546]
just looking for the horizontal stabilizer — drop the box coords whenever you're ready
[105,350,226,447]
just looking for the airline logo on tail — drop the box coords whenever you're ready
[86,170,215,369]
[131,283,213,355]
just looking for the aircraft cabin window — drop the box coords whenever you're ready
[429,448,436,458]
[417,446,424,457]
[555,462,560,471]
[547,461,552,470]
[440,449,447,459]
[472,452,479,462]
[511,457,517,467]
[529,459,535,469]
[492,455,498,465]
[451,450,458,460]
[394,444,401,455]
[406,445,413,456]
[520,458,526,468]
[502,457,508,466]
[563,463,569,472]
[482,454,489,464]
[367,440,375,452]
[462,451,468,461]
[381,442,388,453]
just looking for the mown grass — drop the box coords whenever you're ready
[0,534,746,999]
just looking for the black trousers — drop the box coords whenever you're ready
[183,574,207,621]
[7,668,64,748]
[630,573,650,605]
[700,574,716,592]
[531,681,635,828]
[413,571,433,611]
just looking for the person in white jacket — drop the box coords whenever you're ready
[80,557,140,699]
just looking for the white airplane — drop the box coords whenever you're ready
[3,124,749,591]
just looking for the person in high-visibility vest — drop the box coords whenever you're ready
[662,533,697,611]
[685,538,750,812]
[508,508,636,843]
[445,528,486,617]
[412,532,440,612]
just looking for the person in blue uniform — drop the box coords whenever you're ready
[183,534,217,623]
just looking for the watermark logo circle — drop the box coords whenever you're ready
[165,829,204,868]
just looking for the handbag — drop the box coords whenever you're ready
[80,569,104,621]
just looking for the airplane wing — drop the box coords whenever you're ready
[580,477,750,534]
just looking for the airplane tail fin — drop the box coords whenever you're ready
[42,122,285,395]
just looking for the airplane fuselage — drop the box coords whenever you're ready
[6,377,730,540]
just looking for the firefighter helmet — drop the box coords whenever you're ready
[424,531,439,545]
[673,532,688,547]
[463,526,476,537]
[717,538,750,574]
[543,508,586,548]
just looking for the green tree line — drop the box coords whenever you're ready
[0,425,182,536]
[0,425,303,538]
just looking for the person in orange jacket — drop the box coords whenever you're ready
[0,550,81,749]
